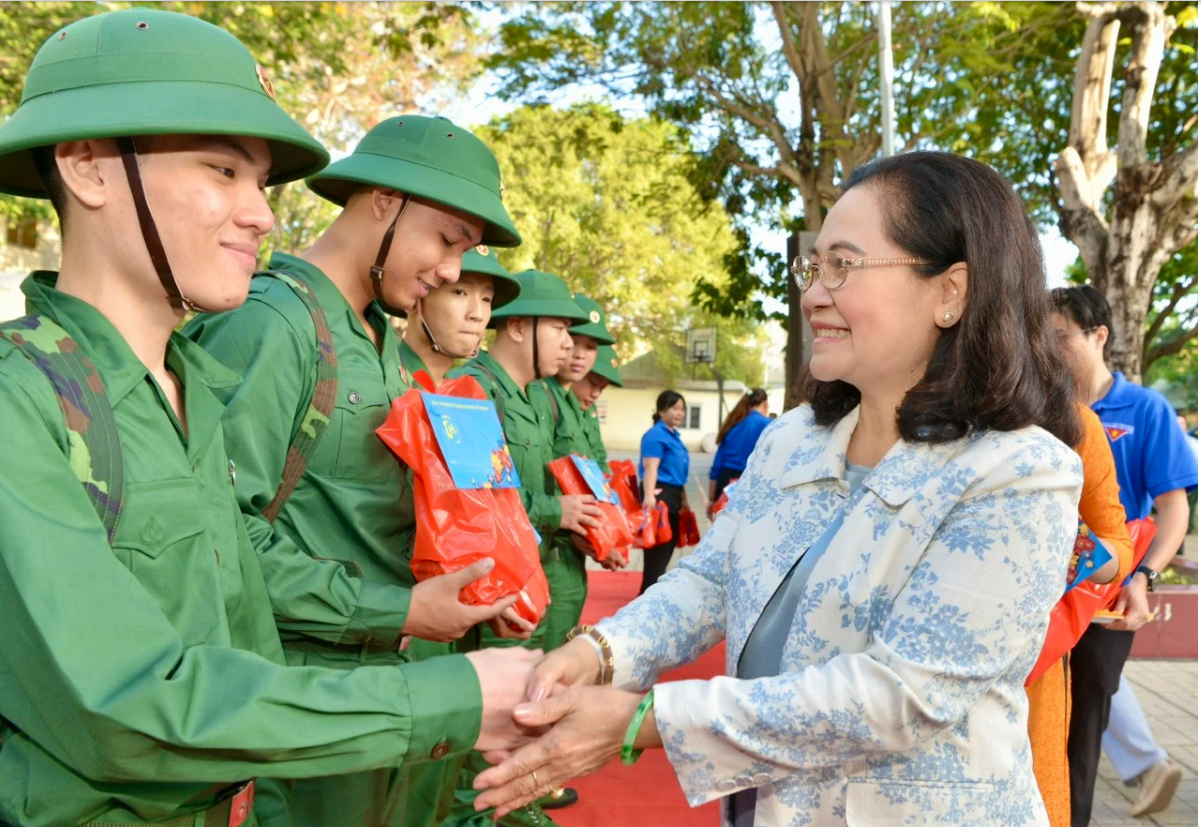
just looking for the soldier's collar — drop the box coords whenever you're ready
[22,271,240,403]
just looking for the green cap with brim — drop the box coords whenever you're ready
[307,115,521,247]
[488,269,590,329]
[462,244,521,310]
[0,9,329,198]
[590,344,624,387]
[569,293,616,345]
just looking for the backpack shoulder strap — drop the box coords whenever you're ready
[540,381,561,424]
[472,358,507,425]
[259,271,337,524]
[0,314,125,544]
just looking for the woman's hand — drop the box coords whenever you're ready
[487,606,537,641]
[641,491,657,511]
[473,686,660,819]
[525,636,603,703]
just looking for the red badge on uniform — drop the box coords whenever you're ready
[1105,423,1134,442]
[228,780,255,827]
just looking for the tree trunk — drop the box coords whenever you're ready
[1056,1,1196,384]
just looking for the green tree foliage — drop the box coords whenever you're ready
[488,1,1196,397]
[0,1,484,249]
[477,102,768,385]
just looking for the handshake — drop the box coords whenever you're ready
[463,636,660,819]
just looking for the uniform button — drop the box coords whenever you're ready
[715,779,736,793]
[348,391,362,404]
[524,438,530,445]
[362,635,373,645]
[430,742,451,760]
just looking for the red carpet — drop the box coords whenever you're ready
[554,571,724,827]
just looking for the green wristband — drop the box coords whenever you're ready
[621,689,655,766]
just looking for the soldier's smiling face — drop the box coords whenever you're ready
[377,194,485,313]
[134,134,276,311]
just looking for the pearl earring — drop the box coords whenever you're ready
[942,311,955,322]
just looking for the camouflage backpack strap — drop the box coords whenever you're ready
[261,271,337,524]
[0,315,124,543]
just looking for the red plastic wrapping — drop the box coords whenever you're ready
[679,508,701,547]
[1025,518,1157,686]
[654,501,673,544]
[376,376,549,626]
[547,455,634,562]
[606,461,644,540]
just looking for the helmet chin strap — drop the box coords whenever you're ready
[530,316,544,380]
[416,299,480,360]
[369,192,412,317]
[117,137,212,313]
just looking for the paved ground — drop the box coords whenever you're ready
[1089,660,1198,825]
[603,449,1199,823]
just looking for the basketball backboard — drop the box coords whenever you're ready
[685,327,717,364]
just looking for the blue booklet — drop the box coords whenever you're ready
[570,454,620,505]
[1065,523,1114,594]
[422,392,521,490]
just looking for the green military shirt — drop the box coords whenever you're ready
[0,274,480,827]
[531,378,589,462]
[186,254,423,645]
[399,337,429,383]
[448,352,561,545]
[581,403,608,468]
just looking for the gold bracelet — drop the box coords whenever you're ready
[566,624,614,686]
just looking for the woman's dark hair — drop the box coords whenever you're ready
[716,387,768,444]
[802,151,1080,447]
[1051,285,1113,358]
[652,390,685,424]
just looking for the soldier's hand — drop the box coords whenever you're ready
[403,558,519,643]
[559,494,603,534]
[466,648,544,752]
[488,605,537,641]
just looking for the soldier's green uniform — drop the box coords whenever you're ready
[579,345,624,467]
[530,296,616,651]
[0,11,482,827]
[186,119,521,827]
[442,271,589,827]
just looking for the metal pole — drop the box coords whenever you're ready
[878,1,895,157]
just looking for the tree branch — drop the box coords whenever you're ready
[1116,0,1168,170]
[1068,14,1120,183]
[1144,324,1198,367]
[1145,271,1198,345]
[1151,142,1198,209]
[770,1,806,85]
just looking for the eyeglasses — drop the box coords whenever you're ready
[790,253,933,291]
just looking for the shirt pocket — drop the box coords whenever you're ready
[111,479,223,648]
[325,375,400,481]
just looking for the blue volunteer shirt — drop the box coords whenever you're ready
[640,419,690,487]
[710,410,772,480]
[1092,372,1198,520]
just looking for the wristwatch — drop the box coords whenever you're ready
[1135,565,1160,592]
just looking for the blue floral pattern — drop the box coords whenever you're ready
[594,405,1081,826]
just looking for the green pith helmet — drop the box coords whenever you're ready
[488,270,590,329]
[591,344,624,387]
[461,244,521,310]
[0,9,328,197]
[569,293,616,345]
[306,115,521,247]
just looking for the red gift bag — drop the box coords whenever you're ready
[605,464,644,539]
[678,508,701,547]
[376,376,549,626]
[609,460,640,504]
[637,507,657,548]
[1026,518,1157,686]
[654,501,673,544]
[547,455,634,562]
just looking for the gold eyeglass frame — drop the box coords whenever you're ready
[790,254,933,291]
